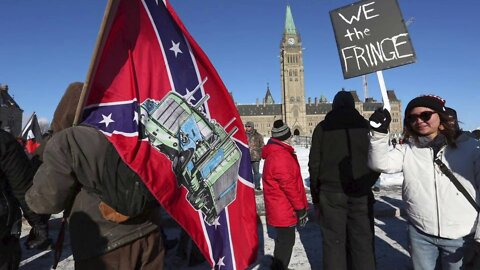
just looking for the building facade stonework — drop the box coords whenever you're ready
[236,6,402,139]
[0,84,23,136]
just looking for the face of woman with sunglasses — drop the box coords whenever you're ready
[408,107,441,139]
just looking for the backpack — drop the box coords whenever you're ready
[94,142,158,223]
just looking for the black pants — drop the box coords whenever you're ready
[272,226,295,270]
[0,236,20,270]
[319,191,375,270]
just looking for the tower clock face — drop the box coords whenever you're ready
[287,38,295,45]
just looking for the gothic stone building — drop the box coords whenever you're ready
[236,6,402,138]
[0,84,23,136]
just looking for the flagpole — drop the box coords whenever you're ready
[73,0,121,126]
[56,3,121,267]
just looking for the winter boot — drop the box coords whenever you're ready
[25,225,53,250]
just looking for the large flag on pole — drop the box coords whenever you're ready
[80,0,258,269]
[21,112,43,154]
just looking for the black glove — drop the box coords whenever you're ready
[464,241,480,270]
[369,108,391,133]
[295,208,308,227]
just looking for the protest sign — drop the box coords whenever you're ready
[330,0,415,79]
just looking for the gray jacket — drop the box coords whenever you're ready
[26,126,158,260]
[369,132,480,242]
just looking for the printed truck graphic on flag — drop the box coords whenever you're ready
[140,91,241,224]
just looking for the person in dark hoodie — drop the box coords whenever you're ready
[26,82,163,269]
[308,90,379,270]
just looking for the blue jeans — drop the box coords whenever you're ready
[408,224,473,270]
[251,161,261,189]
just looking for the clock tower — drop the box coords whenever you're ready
[280,5,307,135]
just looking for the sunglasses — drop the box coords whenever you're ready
[406,111,437,123]
[245,125,252,128]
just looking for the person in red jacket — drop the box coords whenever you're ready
[261,119,308,270]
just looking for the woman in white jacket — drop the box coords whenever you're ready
[368,95,480,270]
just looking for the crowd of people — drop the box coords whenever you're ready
[248,91,480,270]
[1,86,480,270]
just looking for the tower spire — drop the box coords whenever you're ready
[284,5,296,34]
[264,83,275,104]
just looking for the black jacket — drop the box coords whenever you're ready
[0,130,44,236]
[308,107,379,203]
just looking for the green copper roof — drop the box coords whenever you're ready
[284,5,296,34]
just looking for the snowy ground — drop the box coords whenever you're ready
[19,144,410,270]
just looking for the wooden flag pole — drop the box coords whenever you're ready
[73,0,120,126]
[54,3,121,268]
[376,70,391,112]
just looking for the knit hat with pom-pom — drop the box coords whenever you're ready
[271,120,291,141]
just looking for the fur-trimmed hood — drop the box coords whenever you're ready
[50,82,83,133]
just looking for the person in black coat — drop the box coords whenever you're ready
[308,91,379,270]
[0,129,51,269]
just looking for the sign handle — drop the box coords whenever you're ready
[376,70,391,112]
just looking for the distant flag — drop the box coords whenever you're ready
[21,112,43,154]
[79,0,258,269]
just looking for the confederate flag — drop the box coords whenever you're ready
[21,112,43,154]
[80,0,258,269]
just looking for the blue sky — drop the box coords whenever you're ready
[1,0,479,131]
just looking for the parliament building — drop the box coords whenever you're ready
[0,84,23,136]
[236,6,403,138]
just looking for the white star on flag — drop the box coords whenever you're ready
[99,113,115,127]
[216,256,226,269]
[169,40,182,57]
[212,217,221,229]
[133,111,139,125]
